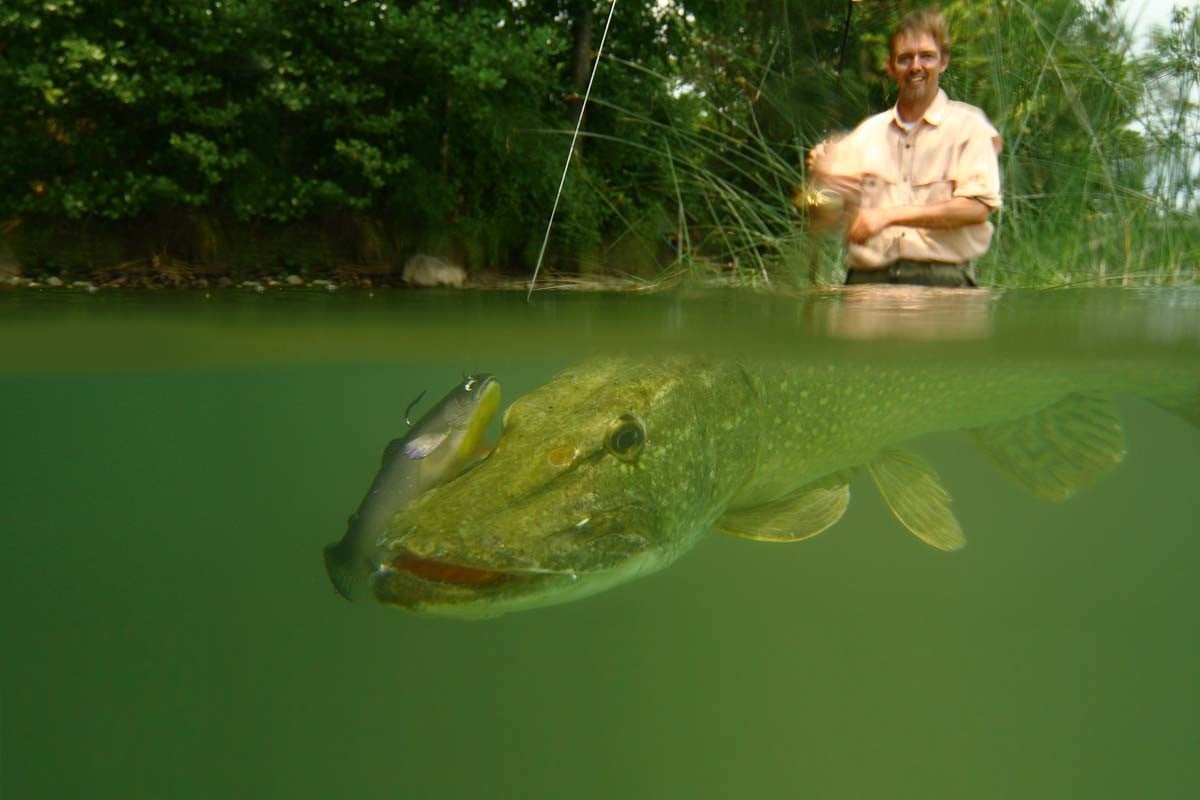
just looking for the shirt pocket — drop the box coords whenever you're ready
[859,174,892,209]
[911,161,954,204]
[857,145,900,209]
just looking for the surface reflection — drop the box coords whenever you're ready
[807,285,999,341]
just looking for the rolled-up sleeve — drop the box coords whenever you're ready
[952,119,1003,210]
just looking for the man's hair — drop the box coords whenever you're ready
[890,8,951,59]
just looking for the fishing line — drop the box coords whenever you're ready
[836,0,860,81]
[526,0,619,301]
[806,0,859,284]
[403,390,426,428]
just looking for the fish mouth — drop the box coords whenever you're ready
[368,530,654,617]
[369,549,565,615]
[385,552,517,587]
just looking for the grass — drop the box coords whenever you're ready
[570,1,1200,290]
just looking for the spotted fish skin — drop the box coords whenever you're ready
[371,354,1198,618]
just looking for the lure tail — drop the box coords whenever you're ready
[323,538,363,602]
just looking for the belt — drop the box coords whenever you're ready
[845,260,978,288]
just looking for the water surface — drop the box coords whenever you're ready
[2,286,1199,799]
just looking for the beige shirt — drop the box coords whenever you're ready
[826,90,1003,268]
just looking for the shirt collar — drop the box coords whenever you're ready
[891,89,949,129]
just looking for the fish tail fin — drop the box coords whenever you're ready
[323,540,362,602]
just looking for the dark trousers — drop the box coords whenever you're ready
[845,260,978,288]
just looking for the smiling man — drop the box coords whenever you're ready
[808,9,1003,287]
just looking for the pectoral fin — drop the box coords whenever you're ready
[868,449,965,551]
[718,477,850,542]
[403,431,449,459]
[967,393,1126,501]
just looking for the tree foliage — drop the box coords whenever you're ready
[0,0,693,271]
[0,0,1191,280]
[1139,5,1200,211]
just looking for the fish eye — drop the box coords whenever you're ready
[605,414,645,462]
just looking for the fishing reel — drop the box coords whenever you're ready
[793,183,846,230]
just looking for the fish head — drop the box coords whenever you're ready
[371,358,752,617]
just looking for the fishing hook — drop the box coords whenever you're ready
[403,390,427,428]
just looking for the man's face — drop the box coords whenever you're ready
[886,30,948,107]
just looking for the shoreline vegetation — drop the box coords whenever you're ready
[2,1,1198,291]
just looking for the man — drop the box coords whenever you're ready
[808,9,1002,287]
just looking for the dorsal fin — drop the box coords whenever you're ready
[967,393,1126,501]
[718,477,851,542]
[381,437,407,465]
[868,449,965,551]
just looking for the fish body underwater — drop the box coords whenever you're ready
[370,355,1200,618]
[323,374,501,601]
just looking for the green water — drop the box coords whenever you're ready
[2,287,1199,799]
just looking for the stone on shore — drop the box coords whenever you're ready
[402,254,466,288]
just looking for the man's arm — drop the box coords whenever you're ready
[847,197,991,244]
[806,138,861,200]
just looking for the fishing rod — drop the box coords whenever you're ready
[800,0,861,284]
[526,0,619,301]
[837,0,862,82]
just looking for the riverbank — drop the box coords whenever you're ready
[3,214,1197,292]
[0,266,671,294]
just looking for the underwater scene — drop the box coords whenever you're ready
[2,286,1199,799]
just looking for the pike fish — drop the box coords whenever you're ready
[370,355,1199,618]
[323,374,501,601]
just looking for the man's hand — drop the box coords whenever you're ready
[806,136,859,198]
[806,140,832,177]
[847,207,893,244]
